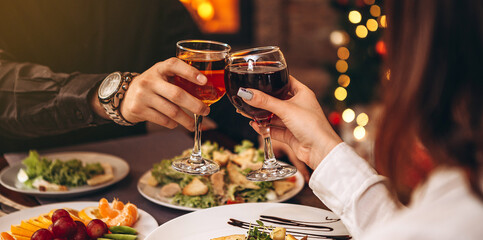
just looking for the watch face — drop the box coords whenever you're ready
[99,72,122,99]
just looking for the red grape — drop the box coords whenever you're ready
[51,209,71,223]
[52,216,77,238]
[86,219,108,239]
[31,228,54,240]
[72,221,90,240]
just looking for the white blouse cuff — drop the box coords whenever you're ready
[308,142,379,215]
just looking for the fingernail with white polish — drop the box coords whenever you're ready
[196,74,207,84]
[237,88,253,100]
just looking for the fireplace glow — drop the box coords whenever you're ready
[180,0,240,34]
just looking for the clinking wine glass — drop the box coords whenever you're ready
[171,40,231,175]
[225,46,297,181]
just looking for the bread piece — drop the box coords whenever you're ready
[213,150,232,167]
[139,171,158,186]
[210,234,246,240]
[286,234,298,240]
[182,178,209,196]
[32,178,68,191]
[87,163,114,186]
[270,227,286,240]
[231,148,263,170]
[273,180,296,196]
[159,182,181,197]
[210,169,225,196]
[227,162,259,189]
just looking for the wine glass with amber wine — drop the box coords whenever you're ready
[171,40,231,175]
[225,46,297,181]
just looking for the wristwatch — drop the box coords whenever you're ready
[98,71,138,126]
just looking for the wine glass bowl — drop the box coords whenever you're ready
[171,40,231,175]
[171,40,229,106]
[225,46,297,181]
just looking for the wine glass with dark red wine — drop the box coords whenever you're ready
[225,46,297,181]
[171,40,231,175]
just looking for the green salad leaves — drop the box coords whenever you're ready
[22,150,104,187]
[150,141,276,209]
[247,221,273,240]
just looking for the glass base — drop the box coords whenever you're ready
[246,164,297,181]
[172,157,220,175]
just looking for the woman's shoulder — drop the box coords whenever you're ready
[362,166,483,239]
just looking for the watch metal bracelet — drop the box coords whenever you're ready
[101,72,138,126]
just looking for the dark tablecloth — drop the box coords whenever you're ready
[3,129,327,225]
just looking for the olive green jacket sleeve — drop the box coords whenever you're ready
[0,53,110,139]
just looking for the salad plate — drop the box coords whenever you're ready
[0,201,158,240]
[137,170,305,211]
[144,202,350,240]
[0,152,129,197]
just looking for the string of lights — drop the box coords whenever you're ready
[329,0,387,142]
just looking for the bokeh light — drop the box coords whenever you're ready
[338,74,350,87]
[354,126,366,140]
[380,15,387,28]
[328,112,342,126]
[197,2,215,20]
[348,11,362,24]
[370,5,381,17]
[375,40,387,56]
[330,30,350,46]
[363,0,375,5]
[355,25,368,38]
[386,69,391,80]
[356,113,369,126]
[342,108,355,123]
[336,60,348,73]
[334,87,348,101]
[366,19,378,32]
[337,47,350,60]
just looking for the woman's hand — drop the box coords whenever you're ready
[270,137,312,182]
[119,57,210,131]
[240,76,342,169]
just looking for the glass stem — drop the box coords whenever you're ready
[190,114,203,164]
[258,124,278,169]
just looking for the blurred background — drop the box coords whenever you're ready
[0,0,387,162]
[172,0,387,161]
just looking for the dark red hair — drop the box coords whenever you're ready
[375,0,483,203]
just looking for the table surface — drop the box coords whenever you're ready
[0,129,328,225]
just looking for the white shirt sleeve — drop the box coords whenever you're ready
[309,142,403,239]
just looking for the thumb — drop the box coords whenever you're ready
[237,87,285,116]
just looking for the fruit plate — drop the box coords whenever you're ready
[145,202,351,240]
[0,152,129,197]
[0,201,158,240]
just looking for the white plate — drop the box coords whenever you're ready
[137,169,305,211]
[145,202,350,240]
[0,152,129,197]
[0,201,158,240]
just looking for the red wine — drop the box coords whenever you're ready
[170,57,226,106]
[225,61,289,125]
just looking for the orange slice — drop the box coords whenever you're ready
[48,208,83,222]
[27,218,50,229]
[9,225,33,238]
[19,221,41,233]
[37,214,52,225]
[10,235,30,240]
[78,206,103,222]
[0,232,15,240]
